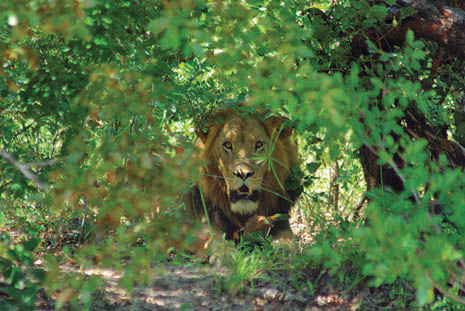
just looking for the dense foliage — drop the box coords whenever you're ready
[1,0,464,309]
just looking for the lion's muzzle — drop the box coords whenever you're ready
[229,161,261,214]
[230,185,259,203]
[229,184,260,215]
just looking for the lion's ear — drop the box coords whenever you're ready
[264,116,293,139]
[195,113,224,143]
[194,113,214,143]
[195,124,208,143]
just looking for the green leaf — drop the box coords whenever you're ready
[94,37,108,46]
[306,162,320,173]
[369,5,388,22]
[271,213,290,221]
[80,0,97,9]
[30,269,46,283]
[147,18,169,35]
[23,238,40,252]
[85,16,95,26]
[102,17,112,24]
[405,29,415,46]
[416,276,434,306]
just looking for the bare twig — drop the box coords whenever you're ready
[342,183,357,213]
[0,170,13,204]
[6,123,34,148]
[35,130,40,154]
[350,194,367,221]
[329,160,340,209]
[50,129,61,158]
[0,180,13,191]
[0,149,48,192]
[24,158,60,168]
[78,201,88,245]
[130,115,138,133]
[427,274,465,306]
[21,121,32,146]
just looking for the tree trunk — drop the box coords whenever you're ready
[352,0,465,191]
[352,0,465,61]
[359,106,465,192]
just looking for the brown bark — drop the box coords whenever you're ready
[352,0,465,191]
[359,145,405,192]
[352,0,465,61]
[359,107,465,192]
[404,108,465,169]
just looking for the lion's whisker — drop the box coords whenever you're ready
[256,185,294,204]
[201,173,232,182]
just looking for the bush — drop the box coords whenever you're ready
[1,0,465,308]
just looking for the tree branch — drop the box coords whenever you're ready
[0,149,49,192]
[352,0,465,60]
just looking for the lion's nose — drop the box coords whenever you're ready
[233,170,255,180]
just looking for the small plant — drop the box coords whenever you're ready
[223,247,266,296]
[0,232,45,311]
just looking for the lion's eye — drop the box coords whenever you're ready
[223,142,233,151]
[255,141,264,150]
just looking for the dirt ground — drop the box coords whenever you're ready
[33,213,410,310]
[35,262,364,311]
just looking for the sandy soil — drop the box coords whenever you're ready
[36,262,361,311]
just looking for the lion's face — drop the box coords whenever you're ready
[212,116,269,215]
[195,108,296,221]
[189,106,299,240]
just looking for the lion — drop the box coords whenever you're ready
[184,106,301,242]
